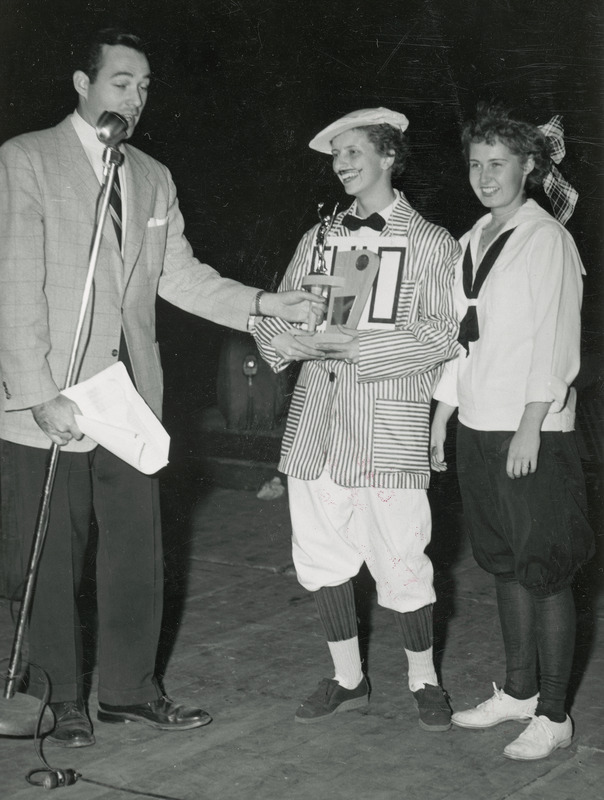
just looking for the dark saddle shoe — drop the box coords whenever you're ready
[46,700,95,748]
[97,695,212,730]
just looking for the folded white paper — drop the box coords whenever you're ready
[62,362,170,474]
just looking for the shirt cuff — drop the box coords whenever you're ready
[525,373,569,411]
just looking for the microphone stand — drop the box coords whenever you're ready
[0,113,126,737]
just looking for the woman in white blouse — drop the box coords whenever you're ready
[430,102,594,761]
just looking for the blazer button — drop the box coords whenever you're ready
[112,349,119,357]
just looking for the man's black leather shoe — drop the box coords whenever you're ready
[97,695,212,730]
[46,700,95,748]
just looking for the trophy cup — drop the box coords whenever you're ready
[302,203,346,333]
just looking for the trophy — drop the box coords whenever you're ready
[302,203,346,332]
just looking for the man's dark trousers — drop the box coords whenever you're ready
[1,440,163,705]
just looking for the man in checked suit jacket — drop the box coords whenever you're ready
[0,28,321,747]
[253,108,461,731]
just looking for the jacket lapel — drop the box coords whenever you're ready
[122,146,155,287]
[55,118,124,288]
[56,119,121,250]
[382,191,412,236]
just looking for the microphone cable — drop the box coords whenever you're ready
[12,663,185,799]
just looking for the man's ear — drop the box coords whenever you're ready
[73,70,90,100]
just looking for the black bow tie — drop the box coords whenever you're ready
[342,212,385,232]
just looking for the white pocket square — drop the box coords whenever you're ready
[147,216,168,228]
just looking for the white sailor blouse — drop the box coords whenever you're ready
[434,199,585,433]
[253,191,460,489]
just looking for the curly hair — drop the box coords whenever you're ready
[351,124,409,178]
[461,102,552,189]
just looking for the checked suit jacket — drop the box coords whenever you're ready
[0,116,257,451]
[253,191,461,490]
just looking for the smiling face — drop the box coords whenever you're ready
[73,44,151,139]
[331,128,394,211]
[468,139,534,218]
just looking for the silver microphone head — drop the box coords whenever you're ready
[95,111,129,147]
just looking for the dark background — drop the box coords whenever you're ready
[1,0,602,434]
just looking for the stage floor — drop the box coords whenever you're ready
[1,474,603,800]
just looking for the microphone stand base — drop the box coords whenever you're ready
[0,693,54,737]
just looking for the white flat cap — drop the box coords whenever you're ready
[308,107,410,153]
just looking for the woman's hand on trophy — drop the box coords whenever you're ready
[314,327,360,364]
[271,330,327,361]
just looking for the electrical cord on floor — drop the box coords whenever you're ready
[76,778,186,799]
[10,662,185,799]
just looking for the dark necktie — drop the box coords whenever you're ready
[342,212,385,232]
[107,170,134,381]
[108,170,122,250]
[457,227,516,355]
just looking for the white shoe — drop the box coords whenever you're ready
[503,714,573,760]
[452,682,538,729]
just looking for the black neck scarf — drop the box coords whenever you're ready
[457,227,516,355]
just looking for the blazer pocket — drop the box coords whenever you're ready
[147,216,168,228]
[373,399,430,472]
[144,221,169,270]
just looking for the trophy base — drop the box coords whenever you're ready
[311,331,351,343]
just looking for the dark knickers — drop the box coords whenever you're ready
[456,423,594,596]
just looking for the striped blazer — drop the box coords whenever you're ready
[253,192,460,489]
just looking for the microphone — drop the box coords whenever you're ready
[95,111,128,147]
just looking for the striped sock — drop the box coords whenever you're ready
[394,604,433,651]
[314,581,357,641]
[328,637,363,690]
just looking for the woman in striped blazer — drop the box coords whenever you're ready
[253,108,460,731]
